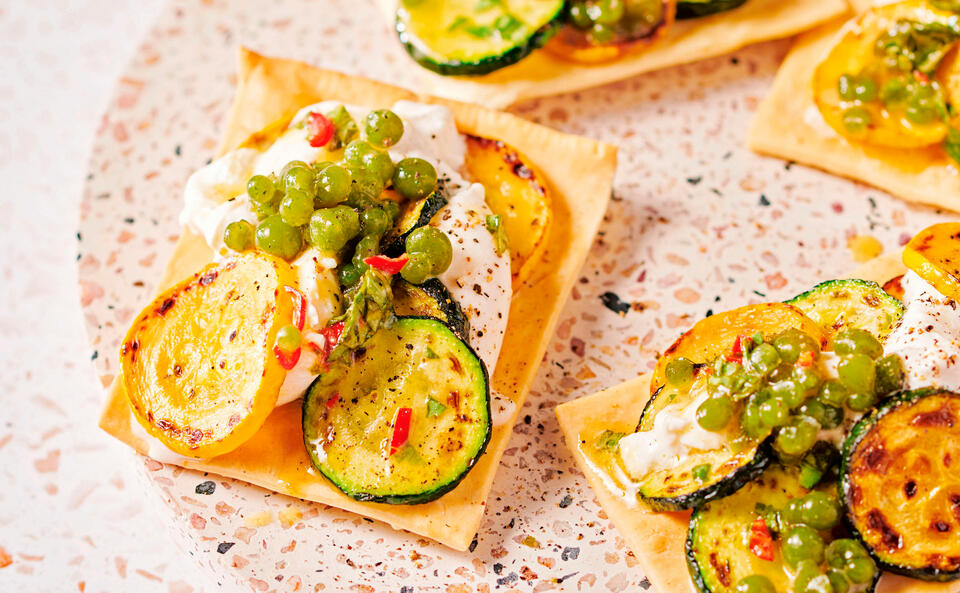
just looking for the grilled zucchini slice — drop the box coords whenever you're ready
[396,0,565,76]
[393,278,471,342]
[687,466,880,593]
[786,279,904,342]
[634,374,770,511]
[302,316,490,504]
[382,191,447,256]
[840,388,960,581]
[676,0,747,19]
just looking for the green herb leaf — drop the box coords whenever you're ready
[485,214,509,256]
[754,502,784,536]
[692,463,711,483]
[427,397,446,417]
[447,15,469,31]
[874,19,960,74]
[493,13,524,40]
[474,0,502,10]
[425,346,439,359]
[945,126,960,164]
[465,24,494,38]
[594,430,625,451]
[326,267,395,363]
[325,105,358,150]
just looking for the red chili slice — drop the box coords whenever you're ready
[389,407,413,456]
[748,517,774,561]
[306,112,334,148]
[363,254,410,275]
[273,344,301,370]
[326,392,340,410]
[284,286,307,331]
[797,350,815,368]
[312,321,345,369]
[726,334,749,363]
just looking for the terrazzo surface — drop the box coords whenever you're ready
[6,0,957,591]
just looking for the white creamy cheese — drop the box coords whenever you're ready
[884,271,960,390]
[618,388,727,480]
[179,149,260,251]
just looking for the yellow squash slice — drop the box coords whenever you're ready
[650,303,826,395]
[903,221,960,300]
[813,0,958,149]
[120,252,300,458]
[465,135,551,286]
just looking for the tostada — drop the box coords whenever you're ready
[99,48,617,550]
[557,222,960,591]
[374,0,849,106]
[750,0,960,212]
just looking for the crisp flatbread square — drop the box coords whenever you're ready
[374,0,849,107]
[98,48,617,550]
[748,0,960,213]
[556,254,957,592]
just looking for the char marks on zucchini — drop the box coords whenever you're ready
[841,388,960,581]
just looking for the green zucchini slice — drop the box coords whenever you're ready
[383,191,447,256]
[633,374,770,511]
[393,278,471,342]
[396,0,565,76]
[785,279,904,341]
[302,316,490,504]
[676,0,748,19]
[687,466,880,593]
[840,388,960,581]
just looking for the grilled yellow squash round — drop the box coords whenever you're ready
[120,252,299,458]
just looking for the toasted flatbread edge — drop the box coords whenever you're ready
[98,47,617,551]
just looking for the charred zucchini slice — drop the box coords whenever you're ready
[302,316,490,504]
[393,278,471,342]
[382,191,447,256]
[633,376,770,511]
[786,279,904,342]
[840,388,960,581]
[687,466,880,593]
[396,0,565,76]
[676,0,747,19]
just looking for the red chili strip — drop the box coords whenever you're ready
[273,345,301,370]
[306,112,334,148]
[748,516,774,561]
[284,286,307,331]
[726,335,749,363]
[326,392,340,410]
[313,321,345,369]
[363,254,410,275]
[389,407,413,456]
[797,350,815,368]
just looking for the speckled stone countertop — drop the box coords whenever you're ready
[3,1,955,592]
[0,1,214,591]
